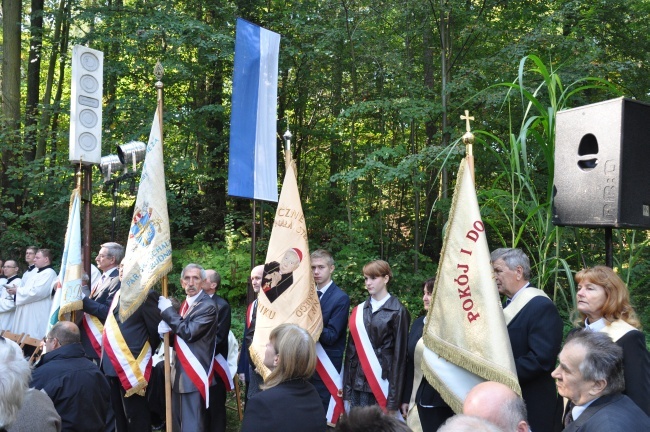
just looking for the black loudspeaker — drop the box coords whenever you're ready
[553,97,650,228]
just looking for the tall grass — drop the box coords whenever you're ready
[472,54,620,314]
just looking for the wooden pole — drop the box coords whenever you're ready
[154,60,173,432]
[162,276,172,432]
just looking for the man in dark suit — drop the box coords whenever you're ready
[491,248,563,432]
[309,249,350,413]
[81,242,123,362]
[238,265,263,402]
[202,269,231,432]
[554,330,650,431]
[159,263,218,432]
[101,289,161,432]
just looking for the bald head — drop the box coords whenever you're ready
[202,269,221,296]
[251,265,264,293]
[463,382,528,432]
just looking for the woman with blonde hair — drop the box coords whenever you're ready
[573,265,650,414]
[343,260,410,417]
[241,323,325,432]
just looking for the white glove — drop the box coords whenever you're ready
[158,296,172,311]
[158,320,172,335]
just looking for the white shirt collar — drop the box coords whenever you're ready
[585,317,607,332]
[317,280,333,296]
[573,397,599,419]
[103,266,117,276]
[370,293,391,312]
[186,292,201,307]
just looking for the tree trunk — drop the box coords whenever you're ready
[25,0,45,162]
[36,0,66,160]
[1,0,22,204]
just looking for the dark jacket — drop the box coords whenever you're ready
[162,290,219,393]
[79,268,120,360]
[402,316,449,407]
[237,299,257,381]
[507,294,563,432]
[344,295,410,411]
[310,282,350,409]
[101,290,161,379]
[563,393,650,432]
[241,379,326,432]
[31,342,110,432]
[210,294,231,359]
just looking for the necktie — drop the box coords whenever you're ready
[564,402,574,428]
[317,290,323,300]
[504,298,512,308]
[180,301,188,317]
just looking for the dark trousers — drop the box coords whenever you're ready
[206,381,227,432]
[108,376,151,432]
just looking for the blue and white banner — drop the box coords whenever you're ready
[228,18,280,203]
[48,187,83,331]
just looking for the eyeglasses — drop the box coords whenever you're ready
[1,265,16,268]
[96,254,111,259]
[44,336,58,343]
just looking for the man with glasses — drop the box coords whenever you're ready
[0,260,21,330]
[31,321,110,432]
[79,242,124,363]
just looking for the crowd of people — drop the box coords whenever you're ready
[1,245,649,432]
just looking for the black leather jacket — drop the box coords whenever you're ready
[343,295,410,411]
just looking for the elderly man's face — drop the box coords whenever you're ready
[181,268,203,297]
[552,342,601,406]
[492,258,522,298]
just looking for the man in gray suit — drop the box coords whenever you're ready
[554,330,650,431]
[80,242,123,362]
[159,263,219,432]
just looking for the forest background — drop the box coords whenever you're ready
[2,0,650,343]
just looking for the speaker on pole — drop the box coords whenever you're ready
[69,45,103,165]
[553,97,650,229]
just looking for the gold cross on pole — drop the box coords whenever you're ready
[461,110,474,133]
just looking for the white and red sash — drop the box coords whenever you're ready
[211,353,234,391]
[349,304,389,409]
[315,342,345,424]
[102,292,152,397]
[83,313,104,357]
[175,335,214,408]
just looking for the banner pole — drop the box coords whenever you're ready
[154,60,173,432]
[461,110,475,183]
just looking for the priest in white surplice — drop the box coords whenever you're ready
[13,249,57,338]
[0,260,22,330]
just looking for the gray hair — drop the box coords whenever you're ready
[490,248,531,281]
[310,249,334,267]
[0,338,32,429]
[565,330,625,395]
[49,321,81,347]
[500,396,527,432]
[439,415,504,432]
[181,263,206,281]
[101,242,124,265]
